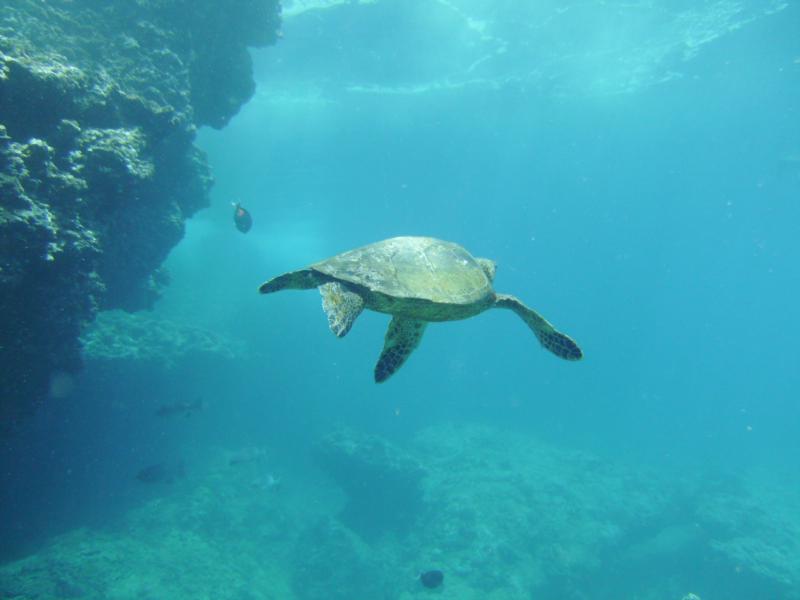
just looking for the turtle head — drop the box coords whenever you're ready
[477,258,496,282]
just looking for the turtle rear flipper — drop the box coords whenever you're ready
[259,269,327,294]
[374,317,427,383]
[320,282,364,337]
[494,294,582,360]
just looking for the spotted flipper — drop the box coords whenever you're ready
[494,294,582,360]
[320,282,365,337]
[374,317,427,383]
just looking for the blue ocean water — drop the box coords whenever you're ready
[2,1,799,598]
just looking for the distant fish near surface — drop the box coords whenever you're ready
[233,202,253,233]
[156,398,204,418]
[419,570,444,589]
[136,462,185,484]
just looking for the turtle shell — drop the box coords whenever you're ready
[312,236,493,306]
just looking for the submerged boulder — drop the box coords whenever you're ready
[314,428,427,540]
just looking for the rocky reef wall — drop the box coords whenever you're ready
[0,0,280,426]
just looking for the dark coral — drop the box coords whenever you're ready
[0,0,280,426]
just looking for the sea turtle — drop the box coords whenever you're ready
[259,236,582,383]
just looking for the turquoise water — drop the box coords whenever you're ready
[2,1,800,598]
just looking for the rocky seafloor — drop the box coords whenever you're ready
[0,424,797,600]
[0,0,280,426]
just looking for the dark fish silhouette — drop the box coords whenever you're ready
[136,462,185,484]
[420,570,444,588]
[228,446,268,466]
[156,398,203,418]
[233,202,253,233]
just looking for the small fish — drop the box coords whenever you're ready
[780,152,800,164]
[420,570,444,589]
[233,202,253,233]
[156,398,204,418]
[228,446,268,466]
[136,462,185,484]
[251,473,281,492]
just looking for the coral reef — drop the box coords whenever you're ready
[697,470,800,598]
[0,480,295,599]
[406,425,678,598]
[292,518,398,600]
[0,0,280,426]
[80,310,246,367]
[1,425,798,599]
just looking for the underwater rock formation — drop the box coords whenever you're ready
[0,0,280,426]
[697,474,800,598]
[292,518,395,600]
[0,467,298,599]
[314,428,427,540]
[81,310,246,367]
[1,424,798,599]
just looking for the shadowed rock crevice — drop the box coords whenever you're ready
[0,0,280,427]
[314,428,427,541]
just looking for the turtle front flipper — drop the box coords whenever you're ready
[374,317,427,383]
[494,294,583,360]
[320,282,364,337]
[259,269,327,294]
